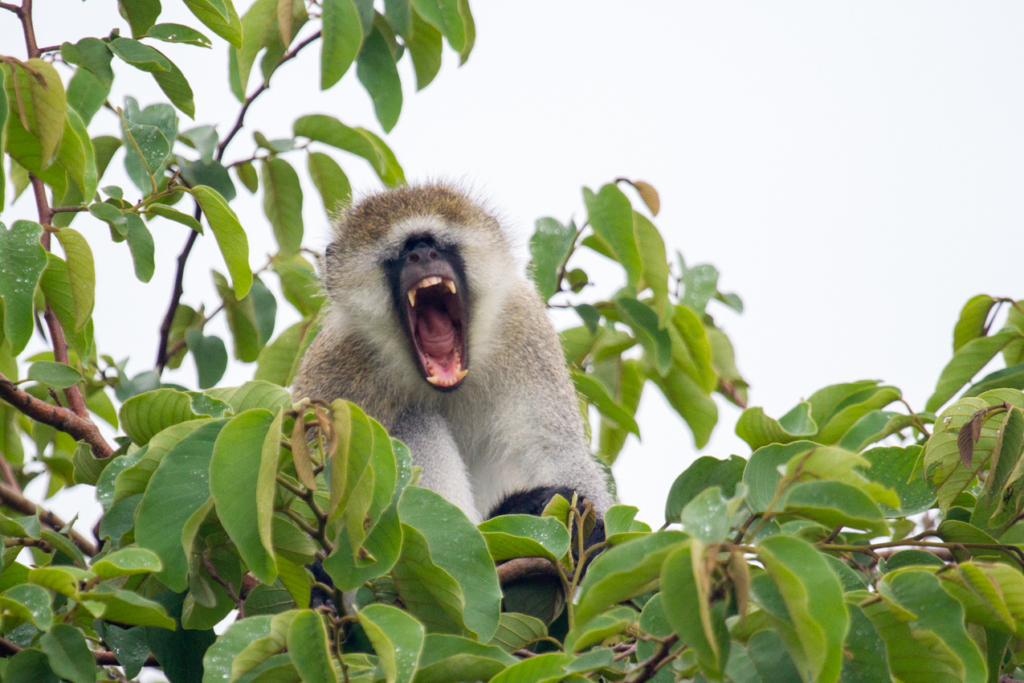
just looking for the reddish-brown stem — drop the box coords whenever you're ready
[0,635,157,666]
[17,0,37,58]
[0,454,20,493]
[0,482,98,555]
[0,372,114,458]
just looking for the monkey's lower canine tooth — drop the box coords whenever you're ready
[408,290,416,306]
[445,280,456,294]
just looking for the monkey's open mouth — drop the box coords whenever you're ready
[406,276,467,389]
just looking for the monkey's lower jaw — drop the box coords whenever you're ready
[406,276,468,389]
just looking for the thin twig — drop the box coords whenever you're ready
[0,455,21,493]
[624,634,680,683]
[202,554,244,617]
[0,635,158,666]
[0,482,98,556]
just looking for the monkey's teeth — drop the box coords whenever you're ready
[446,280,456,294]
[456,369,468,380]
[408,290,417,306]
[426,376,440,385]
[416,276,443,289]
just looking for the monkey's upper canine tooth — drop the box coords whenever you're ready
[445,280,456,294]
[408,290,417,306]
[456,369,468,381]
[425,375,440,385]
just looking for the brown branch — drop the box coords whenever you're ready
[0,635,158,666]
[625,634,680,683]
[203,554,244,617]
[0,454,21,493]
[3,536,51,551]
[17,0,37,58]
[0,2,21,13]
[0,372,114,458]
[0,482,98,556]
[50,205,88,214]
[155,228,199,371]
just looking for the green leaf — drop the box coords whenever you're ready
[410,0,466,53]
[396,487,502,641]
[563,605,635,654]
[192,185,252,298]
[4,650,59,683]
[633,211,670,322]
[179,159,236,200]
[358,603,425,683]
[202,614,273,683]
[146,204,203,233]
[617,297,671,374]
[27,360,83,389]
[477,514,570,563]
[92,547,162,578]
[661,540,727,679]
[954,295,997,352]
[413,634,516,683]
[230,0,279,98]
[964,363,1024,397]
[60,38,114,89]
[109,39,195,117]
[2,59,66,170]
[405,8,442,90]
[927,329,1022,413]
[647,363,718,448]
[321,0,363,89]
[40,623,96,683]
[679,485,742,543]
[283,610,333,683]
[261,157,304,255]
[134,419,227,591]
[182,0,242,48]
[145,591,216,680]
[0,220,47,354]
[583,185,641,285]
[255,321,308,386]
[307,151,351,216]
[665,454,745,525]
[214,270,263,362]
[571,370,640,437]
[681,263,719,316]
[66,69,109,127]
[487,613,547,653]
[273,253,325,316]
[575,530,688,628]
[119,97,174,194]
[120,388,199,446]
[757,534,848,683]
[120,0,162,37]
[0,583,53,629]
[859,445,936,516]
[235,160,259,193]
[356,26,403,132]
[294,114,405,186]
[205,380,292,413]
[211,409,279,585]
[782,480,888,534]
[671,304,716,394]
[880,568,986,683]
[147,23,213,47]
[735,402,818,451]
[187,330,229,389]
[528,217,575,302]
[124,213,156,282]
[51,228,95,330]
[488,653,573,683]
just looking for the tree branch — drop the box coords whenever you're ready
[625,634,680,683]
[155,29,322,374]
[17,0,37,58]
[0,482,98,556]
[0,635,158,666]
[0,372,114,458]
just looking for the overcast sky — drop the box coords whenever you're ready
[4,2,1024,530]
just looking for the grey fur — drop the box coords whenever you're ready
[292,184,612,520]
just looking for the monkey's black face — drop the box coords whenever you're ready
[385,236,470,391]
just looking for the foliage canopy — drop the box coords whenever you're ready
[1,0,1024,682]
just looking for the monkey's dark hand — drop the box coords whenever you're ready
[488,485,606,555]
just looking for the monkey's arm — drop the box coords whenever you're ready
[391,409,482,524]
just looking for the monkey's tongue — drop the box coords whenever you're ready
[417,307,456,360]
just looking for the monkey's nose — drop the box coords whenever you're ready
[408,242,439,264]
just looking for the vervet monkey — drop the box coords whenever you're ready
[292,183,612,532]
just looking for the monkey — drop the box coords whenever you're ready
[292,183,612,535]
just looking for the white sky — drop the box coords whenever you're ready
[3,2,1024,530]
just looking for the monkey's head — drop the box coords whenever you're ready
[322,183,517,392]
